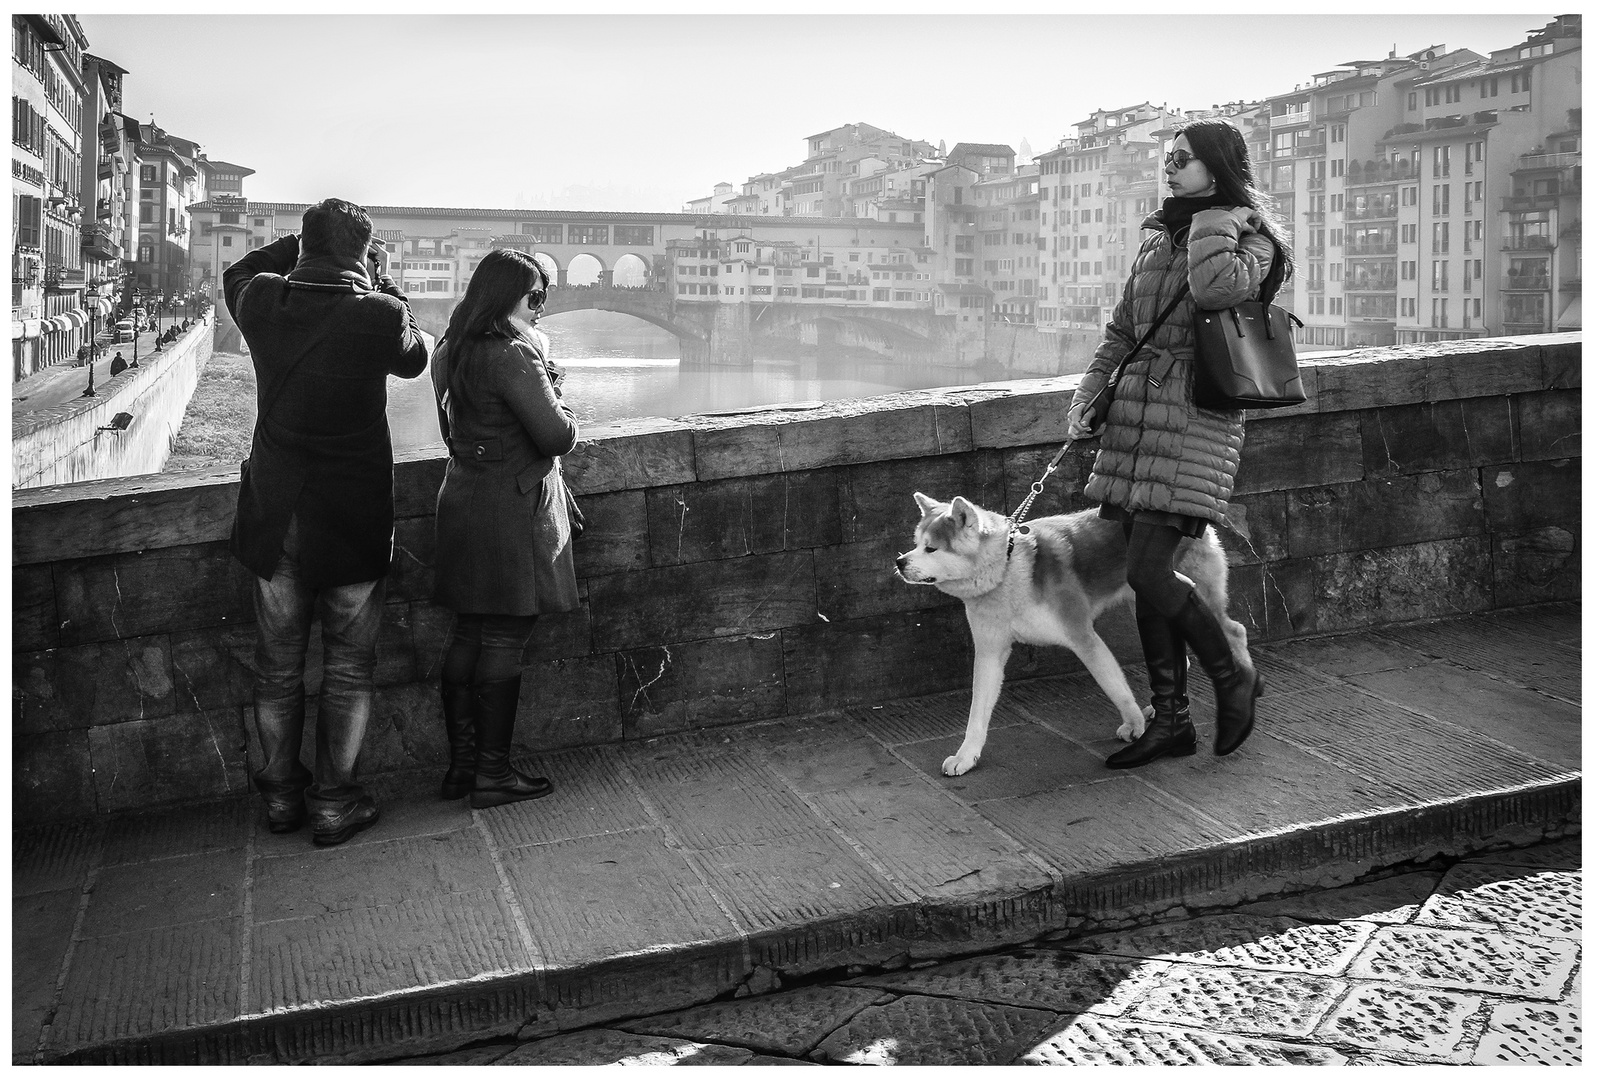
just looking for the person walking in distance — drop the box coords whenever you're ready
[1066,118,1292,770]
[226,198,429,845]
[430,250,582,809]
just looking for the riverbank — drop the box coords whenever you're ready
[161,350,255,473]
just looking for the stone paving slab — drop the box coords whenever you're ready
[1238,870,1444,924]
[1018,1015,1352,1065]
[1374,618,1581,701]
[1065,913,1376,976]
[811,993,1059,1065]
[1471,1000,1584,1066]
[1123,962,1345,1039]
[1312,981,1484,1062]
[1466,835,1582,869]
[617,985,891,1056]
[12,607,1582,1064]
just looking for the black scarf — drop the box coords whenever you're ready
[1158,194,1234,244]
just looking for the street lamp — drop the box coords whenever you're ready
[81,286,107,398]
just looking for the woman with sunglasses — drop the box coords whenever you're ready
[429,249,580,808]
[1065,117,1293,771]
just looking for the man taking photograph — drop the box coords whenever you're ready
[225,197,429,845]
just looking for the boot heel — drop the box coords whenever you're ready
[1173,733,1198,757]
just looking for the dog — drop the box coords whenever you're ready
[895,492,1252,777]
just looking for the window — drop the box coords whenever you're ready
[1432,146,1450,178]
[1431,260,1448,290]
[1402,186,1417,206]
[520,223,562,243]
[1401,261,1417,280]
[614,225,654,245]
[1331,124,1346,143]
[141,164,156,182]
[222,235,232,247]
[567,224,608,245]
[140,204,154,223]
[1408,91,1417,110]
[14,194,40,246]
[954,258,973,275]
[1402,223,1418,244]
[1431,222,1449,253]
[1432,185,1449,216]
[1331,159,1344,177]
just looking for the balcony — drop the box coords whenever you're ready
[1305,245,1326,258]
[1345,277,1398,293]
[42,265,86,289]
[82,222,121,260]
[1306,279,1326,293]
[1504,274,1552,291]
[1294,141,1328,159]
[1303,211,1326,223]
[1503,236,1554,252]
[1346,207,1399,222]
[1514,151,1580,173]
[1348,242,1398,256]
[1503,193,1564,213]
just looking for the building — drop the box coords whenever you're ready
[129,122,205,302]
[970,161,1040,323]
[78,52,131,341]
[1034,103,1185,355]
[12,13,91,378]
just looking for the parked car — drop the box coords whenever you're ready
[114,319,135,343]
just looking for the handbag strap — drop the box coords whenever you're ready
[1103,282,1191,394]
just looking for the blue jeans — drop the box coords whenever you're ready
[251,517,385,815]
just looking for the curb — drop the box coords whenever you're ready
[41,775,1579,1064]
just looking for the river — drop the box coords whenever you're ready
[387,312,1003,454]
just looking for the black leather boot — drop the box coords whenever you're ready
[1107,603,1196,769]
[470,675,553,809]
[439,677,475,800]
[1170,592,1265,755]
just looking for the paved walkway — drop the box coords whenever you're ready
[12,602,1580,1064]
[393,836,1583,1065]
[12,327,180,418]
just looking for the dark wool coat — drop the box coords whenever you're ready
[1073,206,1278,526]
[225,235,430,586]
[431,331,581,616]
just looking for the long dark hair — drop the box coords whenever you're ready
[440,248,549,356]
[1178,117,1295,292]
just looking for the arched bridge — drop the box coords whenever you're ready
[407,285,952,367]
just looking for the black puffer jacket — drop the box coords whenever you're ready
[1072,206,1277,525]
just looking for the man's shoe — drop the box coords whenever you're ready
[266,801,306,834]
[311,797,380,846]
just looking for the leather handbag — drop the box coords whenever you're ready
[1192,268,1307,411]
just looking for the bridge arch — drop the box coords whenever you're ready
[612,252,650,288]
[565,252,607,285]
[539,285,708,346]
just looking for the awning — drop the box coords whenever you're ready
[63,310,89,330]
[20,319,42,339]
[1556,294,1580,330]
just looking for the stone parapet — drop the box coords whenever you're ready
[10,333,1581,821]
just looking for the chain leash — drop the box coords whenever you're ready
[1006,438,1076,534]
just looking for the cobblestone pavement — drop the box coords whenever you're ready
[380,837,1580,1065]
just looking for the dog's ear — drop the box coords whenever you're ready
[913,491,939,516]
[950,496,979,532]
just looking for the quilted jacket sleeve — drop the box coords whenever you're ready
[1071,272,1140,411]
[1187,208,1278,309]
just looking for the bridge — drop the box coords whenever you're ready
[407,284,955,367]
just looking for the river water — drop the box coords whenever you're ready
[387,314,1000,454]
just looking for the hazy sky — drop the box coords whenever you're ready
[76,7,1552,213]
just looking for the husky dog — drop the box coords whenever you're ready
[895,493,1251,777]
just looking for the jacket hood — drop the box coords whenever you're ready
[287,254,372,291]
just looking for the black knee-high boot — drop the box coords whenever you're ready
[470,675,553,809]
[1169,592,1264,755]
[1107,604,1196,769]
[439,678,476,800]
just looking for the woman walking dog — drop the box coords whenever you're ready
[1066,117,1292,770]
[430,250,581,808]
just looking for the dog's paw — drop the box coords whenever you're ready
[1116,704,1156,743]
[942,751,979,777]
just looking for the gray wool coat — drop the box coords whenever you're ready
[431,331,581,616]
[1072,206,1278,526]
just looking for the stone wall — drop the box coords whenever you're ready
[12,314,215,489]
[985,321,1100,377]
[11,334,1580,822]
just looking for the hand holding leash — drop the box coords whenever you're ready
[1066,401,1098,442]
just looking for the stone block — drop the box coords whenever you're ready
[587,551,817,651]
[645,471,841,566]
[1492,526,1580,607]
[571,490,649,577]
[386,516,436,602]
[813,539,960,623]
[1268,537,1494,637]
[619,984,890,1058]
[618,633,786,739]
[86,709,251,813]
[526,606,593,661]
[839,451,1006,543]
[54,543,253,646]
[410,602,454,680]
[1515,388,1582,462]
[14,635,177,736]
[1221,562,1291,641]
[11,474,240,566]
[1539,334,1580,390]
[1347,925,1576,1001]
[13,887,79,1060]
[13,728,96,823]
[1234,412,1362,496]
[781,606,973,714]
[169,624,257,715]
[1001,443,1100,522]
[1221,492,1289,566]
[363,682,448,774]
[81,847,246,937]
[1315,339,1544,413]
[694,401,972,480]
[969,381,1077,449]
[13,564,58,653]
[812,994,1058,1065]
[391,453,448,520]
[1287,470,1486,559]
[563,423,696,494]
[1361,398,1515,478]
[523,654,622,750]
[1482,458,1580,533]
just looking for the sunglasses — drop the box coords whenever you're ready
[1164,149,1203,171]
[526,289,546,311]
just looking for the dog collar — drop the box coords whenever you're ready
[1006,523,1028,560]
